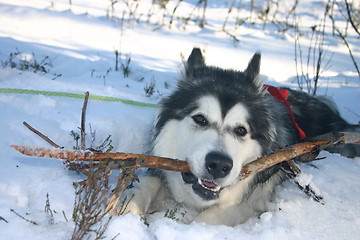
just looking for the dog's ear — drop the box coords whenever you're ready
[186,48,205,77]
[244,52,261,79]
[244,52,262,88]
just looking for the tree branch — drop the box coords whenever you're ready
[10,145,191,173]
[11,132,360,180]
[344,0,360,37]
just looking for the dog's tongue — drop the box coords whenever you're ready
[194,178,221,200]
[201,179,217,189]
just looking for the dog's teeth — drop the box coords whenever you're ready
[199,179,220,192]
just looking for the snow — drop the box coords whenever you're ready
[0,0,359,239]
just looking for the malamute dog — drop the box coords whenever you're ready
[116,48,359,226]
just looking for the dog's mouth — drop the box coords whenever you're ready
[181,172,222,200]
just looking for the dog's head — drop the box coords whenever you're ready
[153,48,274,208]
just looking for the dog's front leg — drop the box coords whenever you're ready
[193,203,255,226]
[112,175,163,216]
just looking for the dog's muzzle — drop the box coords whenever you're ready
[181,151,233,200]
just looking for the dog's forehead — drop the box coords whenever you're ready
[224,103,249,126]
[195,95,249,125]
[195,95,222,122]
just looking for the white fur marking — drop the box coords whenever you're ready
[153,96,263,209]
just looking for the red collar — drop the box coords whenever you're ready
[263,84,307,140]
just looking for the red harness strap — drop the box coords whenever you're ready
[263,84,307,140]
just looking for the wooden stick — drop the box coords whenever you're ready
[239,140,329,178]
[23,121,62,149]
[11,131,360,180]
[10,145,191,173]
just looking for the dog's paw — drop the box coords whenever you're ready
[110,176,162,217]
[193,212,224,225]
[109,197,144,216]
[193,205,250,226]
[122,199,144,215]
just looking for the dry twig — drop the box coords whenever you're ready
[10,209,38,225]
[71,162,112,240]
[81,91,89,151]
[0,216,9,223]
[23,121,62,149]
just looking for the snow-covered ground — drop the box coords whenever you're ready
[0,0,359,239]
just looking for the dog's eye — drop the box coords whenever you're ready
[234,126,247,137]
[192,114,209,127]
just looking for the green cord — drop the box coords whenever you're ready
[0,88,158,108]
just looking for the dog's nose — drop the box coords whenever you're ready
[205,151,233,179]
